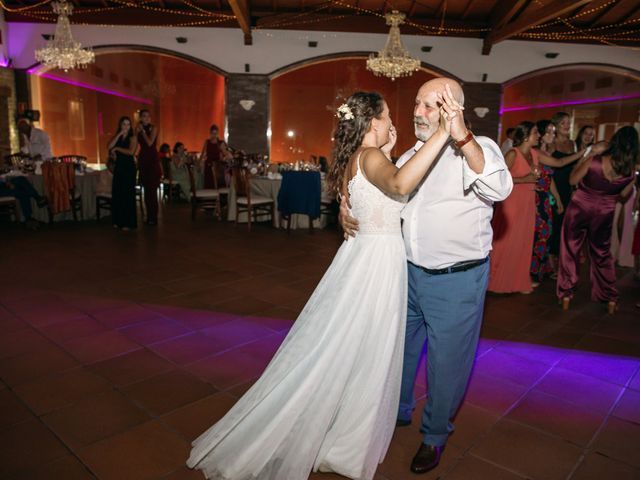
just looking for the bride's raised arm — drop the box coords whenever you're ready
[363,91,455,196]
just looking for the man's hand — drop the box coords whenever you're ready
[338,195,359,240]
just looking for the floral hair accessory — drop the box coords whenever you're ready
[336,103,354,121]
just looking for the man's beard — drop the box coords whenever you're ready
[413,117,437,142]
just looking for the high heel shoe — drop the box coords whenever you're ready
[607,301,617,314]
[561,297,571,311]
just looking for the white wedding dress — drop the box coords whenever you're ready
[187,155,408,480]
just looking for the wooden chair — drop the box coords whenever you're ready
[58,155,86,222]
[41,160,81,222]
[96,192,112,221]
[232,166,274,231]
[0,196,18,223]
[187,163,221,221]
[160,156,182,202]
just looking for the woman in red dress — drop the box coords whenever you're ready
[489,121,589,294]
[200,125,230,189]
[137,109,161,225]
[557,126,637,313]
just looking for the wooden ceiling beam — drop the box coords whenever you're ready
[228,0,252,44]
[593,0,636,26]
[483,0,593,55]
[488,0,526,30]
[460,0,474,20]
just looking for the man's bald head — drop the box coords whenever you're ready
[418,78,464,106]
[413,77,465,142]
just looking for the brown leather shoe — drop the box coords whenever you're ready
[410,443,442,474]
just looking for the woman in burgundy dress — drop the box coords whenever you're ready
[200,125,230,189]
[137,109,161,225]
[557,126,637,313]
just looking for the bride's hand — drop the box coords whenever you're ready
[438,84,466,140]
[381,125,397,157]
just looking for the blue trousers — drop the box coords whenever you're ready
[398,260,489,447]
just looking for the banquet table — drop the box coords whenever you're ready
[2,170,110,222]
[227,174,328,229]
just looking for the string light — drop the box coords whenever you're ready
[0,0,51,13]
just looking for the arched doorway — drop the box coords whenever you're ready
[500,64,640,143]
[269,55,446,163]
[28,47,226,163]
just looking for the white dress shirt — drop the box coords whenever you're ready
[20,127,53,160]
[398,136,513,269]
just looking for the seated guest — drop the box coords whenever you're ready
[158,143,172,180]
[318,156,329,173]
[501,127,515,155]
[0,176,48,229]
[171,142,195,196]
[18,118,53,161]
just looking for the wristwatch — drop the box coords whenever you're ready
[454,131,474,149]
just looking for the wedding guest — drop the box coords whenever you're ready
[557,126,637,313]
[200,125,230,189]
[576,125,596,151]
[136,109,161,225]
[319,156,329,173]
[500,127,515,155]
[489,121,587,294]
[18,117,53,160]
[108,117,138,231]
[158,143,171,179]
[633,188,640,280]
[531,120,564,284]
[548,112,577,270]
[0,176,48,229]
[171,142,193,196]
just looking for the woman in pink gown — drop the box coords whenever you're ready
[489,121,588,294]
[557,126,637,313]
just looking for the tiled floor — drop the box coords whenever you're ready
[1,204,639,479]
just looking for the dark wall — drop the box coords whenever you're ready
[462,82,502,142]
[225,74,269,154]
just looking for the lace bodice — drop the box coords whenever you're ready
[347,154,408,235]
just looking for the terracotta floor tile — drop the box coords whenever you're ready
[200,318,277,351]
[629,368,640,391]
[161,392,237,440]
[149,332,228,365]
[534,367,624,414]
[91,304,163,329]
[0,418,69,478]
[574,334,640,358]
[447,402,500,449]
[43,390,150,450]
[472,349,551,387]
[378,440,463,480]
[0,314,29,335]
[63,331,141,364]
[492,340,569,366]
[612,388,640,424]
[570,452,639,480]
[79,420,190,480]
[0,328,56,360]
[14,367,112,415]
[89,348,174,387]
[6,453,95,480]
[0,344,79,387]
[148,306,239,330]
[210,295,275,316]
[118,317,192,345]
[161,466,205,480]
[184,349,269,390]
[443,454,527,479]
[471,418,582,480]
[16,304,87,328]
[241,314,296,332]
[506,390,606,446]
[0,389,34,430]
[122,369,216,416]
[37,315,109,343]
[226,379,256,398]
[556,351,640,387]
[464,372,529,415]
[253,306,300,321]
[591,416,640,468]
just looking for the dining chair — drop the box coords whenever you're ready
[187,163,221,221]
[58,155,86,222]
[231,165,274,231]
[0,196,18,223]
[41,160,80,222]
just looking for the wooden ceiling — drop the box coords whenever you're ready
[4,0,640,52]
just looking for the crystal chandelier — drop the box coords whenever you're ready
[366,11,420,81]
[35,0,95,72]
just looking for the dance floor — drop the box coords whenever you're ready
[1,204,639,480]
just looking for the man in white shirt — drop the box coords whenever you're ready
[500,127,515,155]
[340,78,512,474]
[18,118,53,161]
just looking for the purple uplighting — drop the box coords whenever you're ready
[500,92,640,113]
[28,70,153,105]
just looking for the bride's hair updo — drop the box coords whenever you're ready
[327,91,385,197]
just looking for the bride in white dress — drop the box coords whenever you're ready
[187,90,461,480]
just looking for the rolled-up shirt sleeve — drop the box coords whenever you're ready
[462,136,513,202]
